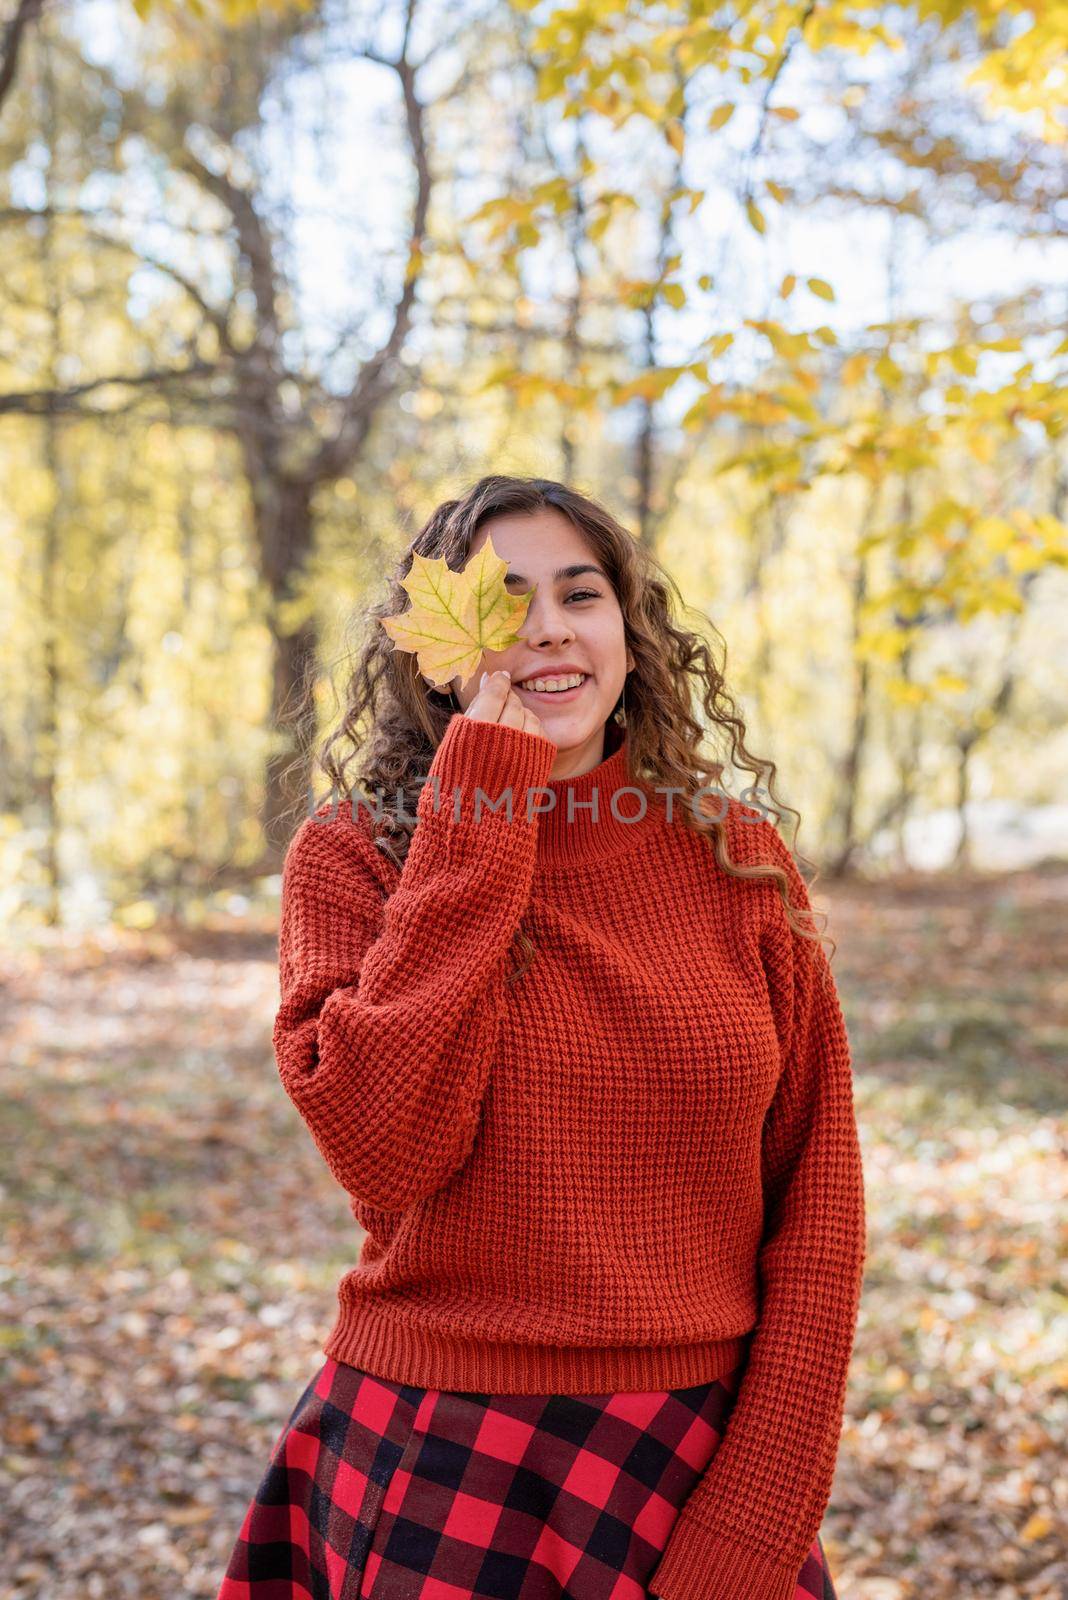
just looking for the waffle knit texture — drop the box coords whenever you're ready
[273,711,867,1600]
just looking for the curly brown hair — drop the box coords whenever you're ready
[302,474,835,978]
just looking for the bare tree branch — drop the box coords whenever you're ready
[313,0,433,480]
[0,360,219,415]
[174,145,282,361]
[82,225,237,351]
[0,203,233,238]
[0,0,44,119]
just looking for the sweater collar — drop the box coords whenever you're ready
[535,730,665,867]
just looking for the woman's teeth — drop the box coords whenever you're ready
[515,673,586,693]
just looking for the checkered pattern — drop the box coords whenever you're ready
[217,1357,838,1600]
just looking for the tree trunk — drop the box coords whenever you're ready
[36,26,61,926]
[829,493,877,877]
[952,735,974,871]
[252,472,319,862]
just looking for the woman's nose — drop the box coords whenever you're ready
[522,600,574,646]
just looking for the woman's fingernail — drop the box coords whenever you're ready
[499,669,510,679]
[480,670,488,687]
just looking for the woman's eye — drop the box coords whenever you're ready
[566,589,600,603]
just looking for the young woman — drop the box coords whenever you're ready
[217,475,866,1600]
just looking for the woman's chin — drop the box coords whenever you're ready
[531,710,612,747]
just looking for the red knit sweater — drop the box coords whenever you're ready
[273,711,866,1600]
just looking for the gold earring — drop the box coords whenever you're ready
[612,679,627,726]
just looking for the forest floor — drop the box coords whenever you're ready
[0,865,1066,1599]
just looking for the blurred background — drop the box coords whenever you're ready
[0,1,1065,1596]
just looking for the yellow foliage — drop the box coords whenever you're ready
[966,430,996,463]
[949,346,979,377]
[886,679,927,707]
[931,672,969,695]
[115,900,159,929]
[745,319,810,361]
[974,516,1017,554]
[874,352,904,388]
[1020,1513,1055,1543]
[133,0,310,16]
[614,367,690,403]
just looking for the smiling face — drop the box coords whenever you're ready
[446,508,635,771]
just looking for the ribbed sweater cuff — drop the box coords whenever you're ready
[648,1514,802,1600]
[423,712,558,821]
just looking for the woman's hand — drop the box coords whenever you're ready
[464,668,550,741]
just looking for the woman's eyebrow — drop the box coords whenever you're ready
[504,563,608,586]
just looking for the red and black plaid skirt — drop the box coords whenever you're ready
[217,1355,838,1600]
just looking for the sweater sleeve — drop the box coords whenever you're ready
[648,817,867,1600]
[272,711,558,1213]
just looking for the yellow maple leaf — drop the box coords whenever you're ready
[380,534,533,690]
